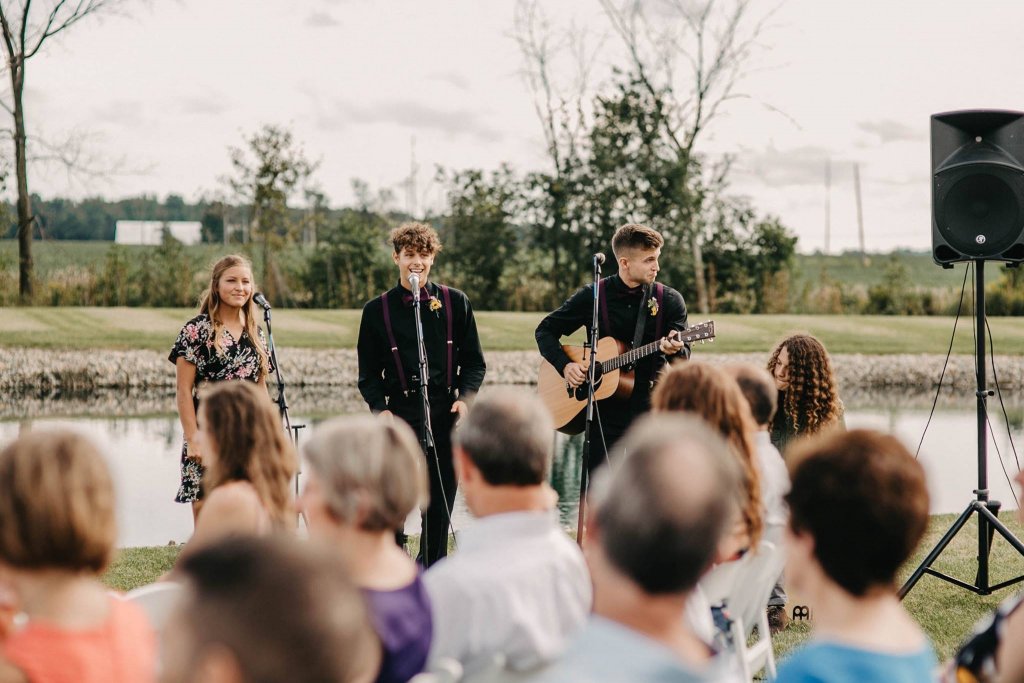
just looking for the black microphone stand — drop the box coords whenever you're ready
[260,301,305,525]
[576,254,604,546]
[410,279,455,563]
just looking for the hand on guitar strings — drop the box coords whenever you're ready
[659,330,685,356]
[563,361,586,388]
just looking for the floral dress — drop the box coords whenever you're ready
[168,313,272,503]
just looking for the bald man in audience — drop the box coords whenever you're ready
[537,414,744,683]
[425,388,591,676]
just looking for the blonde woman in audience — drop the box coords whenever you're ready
[651,362,764,556]
[776,429,935,683]
[0,430,157,683]
[300,415,431,683]
[767,333,845,454]
[181,381,296,558]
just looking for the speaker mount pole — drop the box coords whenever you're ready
[900,259,1024,599]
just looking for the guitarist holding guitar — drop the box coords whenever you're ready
[535,224,692,473]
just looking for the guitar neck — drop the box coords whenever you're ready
[601,339,664,372]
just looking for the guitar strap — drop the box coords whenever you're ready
[631,284,652,351]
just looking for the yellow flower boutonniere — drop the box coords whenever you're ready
[429,296,442,313]
[648,298,659,317]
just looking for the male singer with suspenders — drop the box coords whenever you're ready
[357,222,486,567]
[535,223,690,472]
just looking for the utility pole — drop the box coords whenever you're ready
[405,136,418,218]
[854,162,867,266]
[824,159,831,255]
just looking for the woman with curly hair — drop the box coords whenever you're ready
[169,254,273,522]
[767,333,845,455]
[651,362,763,552]
[180,381,297,558]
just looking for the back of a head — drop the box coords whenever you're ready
[786,429,929,597]
[651,362,763,542]
[302,414,427,532]
[201,381,297,526]
[725,363,777,427]
[0,430,115,573]
[454,388,553,486]
[591,414,741,595]
[170,536,380,683]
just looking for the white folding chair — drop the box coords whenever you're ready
[719,540,786,682]
[125,581,183,636]
[410,657,464,683]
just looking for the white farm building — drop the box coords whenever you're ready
[114,220,202,246]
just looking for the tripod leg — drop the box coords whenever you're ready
[899,502,975,599]
[975,500,1002,587]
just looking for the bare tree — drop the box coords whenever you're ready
[598,0,777,313]
[513,0,605,301]
[0,0,123,302]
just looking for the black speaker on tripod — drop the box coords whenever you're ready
[932,109,1024,266]
[901,109,1024,601]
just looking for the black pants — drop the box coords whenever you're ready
[392,397,457,568]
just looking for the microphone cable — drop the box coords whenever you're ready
[915,263,969,459]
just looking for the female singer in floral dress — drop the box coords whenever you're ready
[168,254,272,521]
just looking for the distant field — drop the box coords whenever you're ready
[0,240,1009,291]
[791,250,1003,289]
[4,308,1024,355]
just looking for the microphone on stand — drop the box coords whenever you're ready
[409,273,421,291]
[253,292,272,311]
[594,253,606,265]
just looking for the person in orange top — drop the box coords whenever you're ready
[0,430,157,683]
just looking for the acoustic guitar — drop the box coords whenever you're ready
[537,321,716,434]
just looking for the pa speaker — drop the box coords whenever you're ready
[932,109,1024,265]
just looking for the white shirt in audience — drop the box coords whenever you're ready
[754,430,790,528]
[424,510,591,674]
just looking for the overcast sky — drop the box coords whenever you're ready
[17,0,1024,253]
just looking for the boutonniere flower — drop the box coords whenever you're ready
[429,296,442,313]
[648,298,659,317]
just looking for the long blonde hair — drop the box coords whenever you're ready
[200,382,296,528]
[198,254,269,380]
[651,362,764,545]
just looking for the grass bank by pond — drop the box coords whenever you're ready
[104,513,1024,662]
[5,308,1024,355]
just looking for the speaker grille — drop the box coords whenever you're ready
[935,167,1023,257]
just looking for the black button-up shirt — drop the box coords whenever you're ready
[357,281,486,413]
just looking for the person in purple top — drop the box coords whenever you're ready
[300,414,432,683]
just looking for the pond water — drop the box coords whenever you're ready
[1,386,1022,547]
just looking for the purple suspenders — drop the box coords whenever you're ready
[380,285,454,396]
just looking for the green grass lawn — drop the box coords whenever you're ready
[104,513,1024,663]
[4,307,1024,355]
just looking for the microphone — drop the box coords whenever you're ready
[409,273,421,291]
[252,292,271,311]
[594,253,606,265]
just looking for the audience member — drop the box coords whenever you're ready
[0,430,157,683]
[944,463,1024,682]
[725,362,791,632]
[425,388,590,675]
[651,362,764,554]
[538,414,744,683]
[179,381,297,560]
[301,415,432,683]
[775,429,935,683]
[161,536,380,683]
[767,333,845,454]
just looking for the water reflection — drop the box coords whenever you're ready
[1,386,1021,547]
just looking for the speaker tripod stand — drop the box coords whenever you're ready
[900,259,1024,599]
